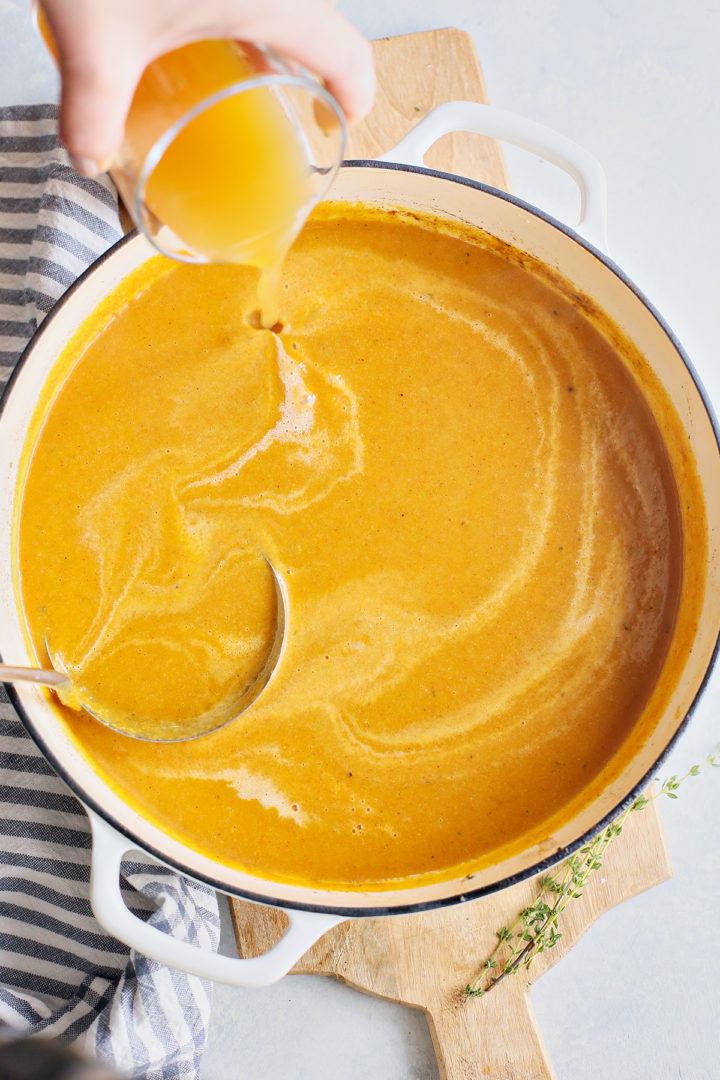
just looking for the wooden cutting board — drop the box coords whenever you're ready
[230,28,672,1080]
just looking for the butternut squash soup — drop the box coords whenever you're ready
[14,205,705,890]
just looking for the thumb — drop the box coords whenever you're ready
[40,3,143,174]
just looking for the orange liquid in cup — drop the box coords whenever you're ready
[127,42,314,324]
[35,7,315,324]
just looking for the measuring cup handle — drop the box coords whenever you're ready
[377,101,609,253]
[87,809,342,987]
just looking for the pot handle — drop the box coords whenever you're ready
[87,809,342,987]
[377,101,609,252]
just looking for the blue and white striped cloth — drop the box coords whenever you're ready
[0,105,220,1079]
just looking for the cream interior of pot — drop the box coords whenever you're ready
[1,165,718,912]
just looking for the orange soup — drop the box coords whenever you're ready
[14,205,706,890]
[124,39,314,326]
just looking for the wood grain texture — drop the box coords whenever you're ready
[345,29,511,189]
[231,800,670,1080]
[223,27,673,1080]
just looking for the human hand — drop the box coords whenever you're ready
[38,0,375,176]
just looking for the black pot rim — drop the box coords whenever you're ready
[2,159,719,919]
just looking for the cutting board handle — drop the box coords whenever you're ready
[426,983,556,1080]
[87,810,342,986]
[378,100,608,253]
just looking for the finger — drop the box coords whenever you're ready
[40,2,144,172]
[58,58,145,174]
[229,2,375,124]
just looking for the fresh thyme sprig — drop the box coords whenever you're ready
[464,748,720,999]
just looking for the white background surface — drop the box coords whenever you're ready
[2,0,719,1077]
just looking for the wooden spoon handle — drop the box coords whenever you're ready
[0,663,69,688]
[426,985,556,1080]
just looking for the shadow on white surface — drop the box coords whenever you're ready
[200,898,439,1080]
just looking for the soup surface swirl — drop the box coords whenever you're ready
[17,206,691,888]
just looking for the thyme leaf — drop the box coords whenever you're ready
[464,748,719,999]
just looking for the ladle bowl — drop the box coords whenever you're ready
[1,560,286,741]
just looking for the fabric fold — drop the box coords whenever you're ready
[0,105,220,1080]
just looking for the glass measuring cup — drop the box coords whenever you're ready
[116,41,346,268]
[33,10,346,321]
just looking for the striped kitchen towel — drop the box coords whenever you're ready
[0,105,220,1079]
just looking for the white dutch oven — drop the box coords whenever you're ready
[1,103,718,986]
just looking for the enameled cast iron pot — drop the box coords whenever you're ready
[1,103,719,986]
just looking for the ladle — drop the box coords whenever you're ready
[1,563,287,742]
